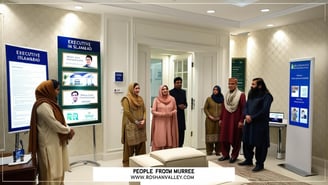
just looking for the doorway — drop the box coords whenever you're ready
[150,48,194,147]
[139,45,220,150]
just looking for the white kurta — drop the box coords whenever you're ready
[36,103,71,185]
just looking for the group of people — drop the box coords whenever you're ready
[120,76,273,172]
[120,77,187,167]
[204,77,273,172]
[27,76,272,184]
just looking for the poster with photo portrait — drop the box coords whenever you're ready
[291,86,299,97]
[291,107,299,122]
[300,108,308,124]
[62,53,98,69]
[62,90,98,106]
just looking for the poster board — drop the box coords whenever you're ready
[231,58,246,92]
[57,36,101,126]
[282,57,314,176]
[5,44,48,133]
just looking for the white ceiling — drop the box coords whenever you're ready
[4,0,328,57]
[6,0,328,35]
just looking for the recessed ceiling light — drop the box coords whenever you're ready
[267,24,274,27]
[75,6,83,10]
[261,8,270,12]
[207,10,216,14]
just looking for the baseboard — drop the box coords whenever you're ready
[312,156,328,175]
[69,150,123,163]
[69,153,103,163]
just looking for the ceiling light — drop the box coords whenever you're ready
[267,24,274,27]
[75,6,83,10]
[225,0,259,7]
[207,10,215,14]
[261,9,270,12]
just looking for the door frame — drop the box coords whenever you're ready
[136,40,224,150]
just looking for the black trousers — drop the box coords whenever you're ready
[243,142,268,167]
[178,129,185,147]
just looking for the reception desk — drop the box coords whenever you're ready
[1,154,37,185]
[269,122,287,159]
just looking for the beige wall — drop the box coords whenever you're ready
[0,4,103,157]
[231,18,328,160]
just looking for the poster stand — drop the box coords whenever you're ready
[279,58,315,177]
[70,125,100,167]
[57,36,101,168]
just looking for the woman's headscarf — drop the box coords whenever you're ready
[157,85,172,105]
[125,82,144,109]
[28,80,68,164]
[211,85,224,104]
[156,85,172,105]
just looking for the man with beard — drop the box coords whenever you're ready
[218,78,246,163]
[238,78,273,172]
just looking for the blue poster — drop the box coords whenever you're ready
[289,60,312,128]
[6,45,48,133]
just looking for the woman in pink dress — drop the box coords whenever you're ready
[151,85,179,151]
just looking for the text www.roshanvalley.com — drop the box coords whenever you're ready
[130,174,194,180]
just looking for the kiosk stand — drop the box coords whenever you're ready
[70,125,100,167]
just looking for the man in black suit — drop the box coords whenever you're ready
[169,77,187,147]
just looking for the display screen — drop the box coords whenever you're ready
[269,112,284,123]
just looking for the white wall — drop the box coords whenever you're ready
[102,16,230,158]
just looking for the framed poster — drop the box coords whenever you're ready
[58,36,101,126]
[289,59,313,128]
[5,44,48,133]
[231,58,246,92]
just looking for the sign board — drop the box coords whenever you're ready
[5,45,48,133]
[57,36,101,126]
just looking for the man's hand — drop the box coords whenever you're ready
[238,121,244,128]
[245,115,252,123]
[178,104,186,110]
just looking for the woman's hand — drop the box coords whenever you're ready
[68,128,75,139]
[137,120,145,129]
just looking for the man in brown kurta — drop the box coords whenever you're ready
[218,78,246,163]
